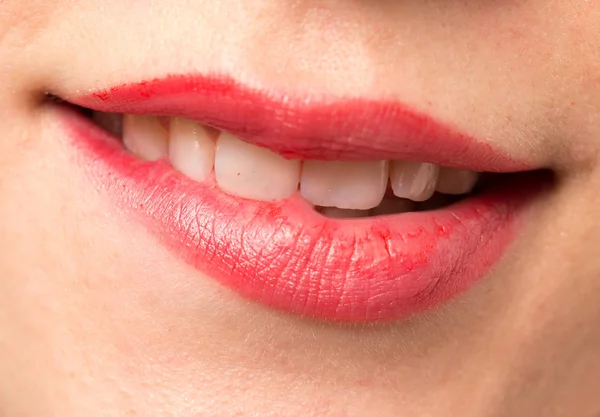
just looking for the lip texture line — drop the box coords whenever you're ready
[55,74,542,321]
[72,74,527,172]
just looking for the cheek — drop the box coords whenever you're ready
[0,1,58,48]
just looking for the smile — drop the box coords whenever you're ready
[51,74,548,322]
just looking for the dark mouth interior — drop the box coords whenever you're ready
[314,190,467,218]
[53,97,533,219]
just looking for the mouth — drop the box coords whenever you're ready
[49,73,549,322]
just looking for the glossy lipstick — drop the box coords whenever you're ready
[59,74,540,322]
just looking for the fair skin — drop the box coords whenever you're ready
[1,1,600,416]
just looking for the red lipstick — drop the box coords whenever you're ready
[58,74,542,322]
[75,74,526,171]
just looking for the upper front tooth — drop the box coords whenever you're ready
[301,161,388,210]
[215,132,301,201]
[123,114,168,161]
[436,168,479,195]
[168,118,216,182]
[390,161,439,202]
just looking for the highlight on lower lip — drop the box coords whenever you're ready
[56,105,539,322]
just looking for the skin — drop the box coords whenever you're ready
[1,0,599,415]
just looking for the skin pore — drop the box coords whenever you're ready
[0,1,599,416]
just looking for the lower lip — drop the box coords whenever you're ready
[58,106,539,322]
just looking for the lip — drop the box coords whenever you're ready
[56,74,543,322]
[72,74,528,172]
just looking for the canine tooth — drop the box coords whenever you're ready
[215,133,301,201]
[390,161,439,202]
[301,161,388,210]
[123,114,168,161]
[436,168,479,195]
[168,118,216,182]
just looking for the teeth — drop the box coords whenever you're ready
[214,132,301,201]
[118,113,480,208]
[390,161,439,202]
[123,115,168,161]
[168,118,216,182]
[436,168,479,195]
[301,161,388,210]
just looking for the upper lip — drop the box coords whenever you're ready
[69,73,530,172]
